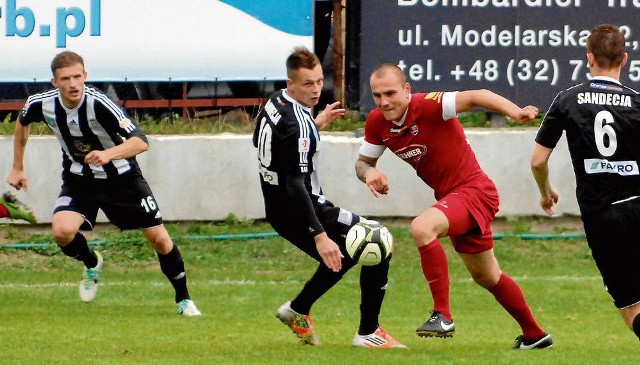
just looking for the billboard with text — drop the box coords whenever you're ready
[0,0,313,82]
[359,1,640,112]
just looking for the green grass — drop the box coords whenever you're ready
[0,222,636,365]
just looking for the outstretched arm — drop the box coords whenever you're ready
[455,89,539,124]
[530,143,559,216]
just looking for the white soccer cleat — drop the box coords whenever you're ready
[79,251,103,303]
[352,326,407,348]
[177,299,202,316]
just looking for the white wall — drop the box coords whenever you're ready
[0,130,577,224]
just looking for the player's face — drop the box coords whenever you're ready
[287,64,324,108]
[370,74,411,122]
[51,63,87,109]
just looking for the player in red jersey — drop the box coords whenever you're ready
[355,63,552,349]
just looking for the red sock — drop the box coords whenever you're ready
[418,240,451,320]
[488,273,545,340]
[0,204,9,218]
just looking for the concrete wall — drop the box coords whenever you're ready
[0,130,578,224]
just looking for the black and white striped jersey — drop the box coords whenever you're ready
[18,85,148,180]
[536,76,640,214]
[253,89,329,235]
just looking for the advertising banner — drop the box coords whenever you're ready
[0,0,313,82]
[359,1,640,112]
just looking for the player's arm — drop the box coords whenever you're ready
[455,89,538,124]
[84,136,149,167]
[285,173,343,272]
[314,101,346,130]
[530,143,559,216]
[7,121,31,190]
[355,154,389,197]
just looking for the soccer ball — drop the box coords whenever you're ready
[345,220,393,266]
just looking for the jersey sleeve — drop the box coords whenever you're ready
[360,111,387,158]
[17,97,43,126]
[535,91,566,149]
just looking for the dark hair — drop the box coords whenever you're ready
[587,24,625,69]
[50,51,85,76]
[286,47,320,79]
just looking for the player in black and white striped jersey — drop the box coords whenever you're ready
[6,51,200,316]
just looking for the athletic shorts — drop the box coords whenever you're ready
[54,173,164,231]
[582,197,640,309]
[432,181,499,254]
[267,202,360,265]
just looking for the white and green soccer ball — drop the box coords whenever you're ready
[345,219,393,266]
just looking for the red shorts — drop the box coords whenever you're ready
[432,181,499,254]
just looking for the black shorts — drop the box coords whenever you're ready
[268,202,361,264]
[54,173,164,231]
[583,197,640,309]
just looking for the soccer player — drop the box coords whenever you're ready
[0,191,36,224]
[531,24,640,341]
[253,47,405,348]
[6,51,200,316]
[355,63,552,349]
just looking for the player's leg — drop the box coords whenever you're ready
[142,225,200,316]
[458,247,549,348]
[585,199,640,339]
[352,253,406,348]
[52,197,103,303]
[411,206,452,328]
[620,303,640,340]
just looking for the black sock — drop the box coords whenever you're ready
[60,233,98,269]
[358,255,391,335]
[291,262,350,314]
[633,313,640,341]
[157,245,190,303]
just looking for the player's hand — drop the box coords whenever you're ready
[539,185,559,216]
[84,150,111,167]
[7,168,28,191]
[514,105,539,124]
[315,101,346,130]
[364,168,390,197]
[315,233,343,272]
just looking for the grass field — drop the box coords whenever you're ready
[0,220,637,365]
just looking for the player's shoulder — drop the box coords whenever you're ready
[25,88,58,105]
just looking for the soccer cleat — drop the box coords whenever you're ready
[1,192,36,224]
[79,251,103,303]
[177,299,202,316]
[512,333,553,350]
[352,326,407,348]
[276,301,319,346]
[416,311,455,338]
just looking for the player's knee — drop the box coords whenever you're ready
[51,224,78,245]
[470,270,499,289]
[410,217,438,247]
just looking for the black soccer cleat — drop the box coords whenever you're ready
[416,311,455,338]
[512,333,553,350]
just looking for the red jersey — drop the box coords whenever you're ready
[361,92,490,200]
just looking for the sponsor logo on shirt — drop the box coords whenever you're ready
[589,82,623,92]
[394,144,427,162]
[584,158,639,176]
